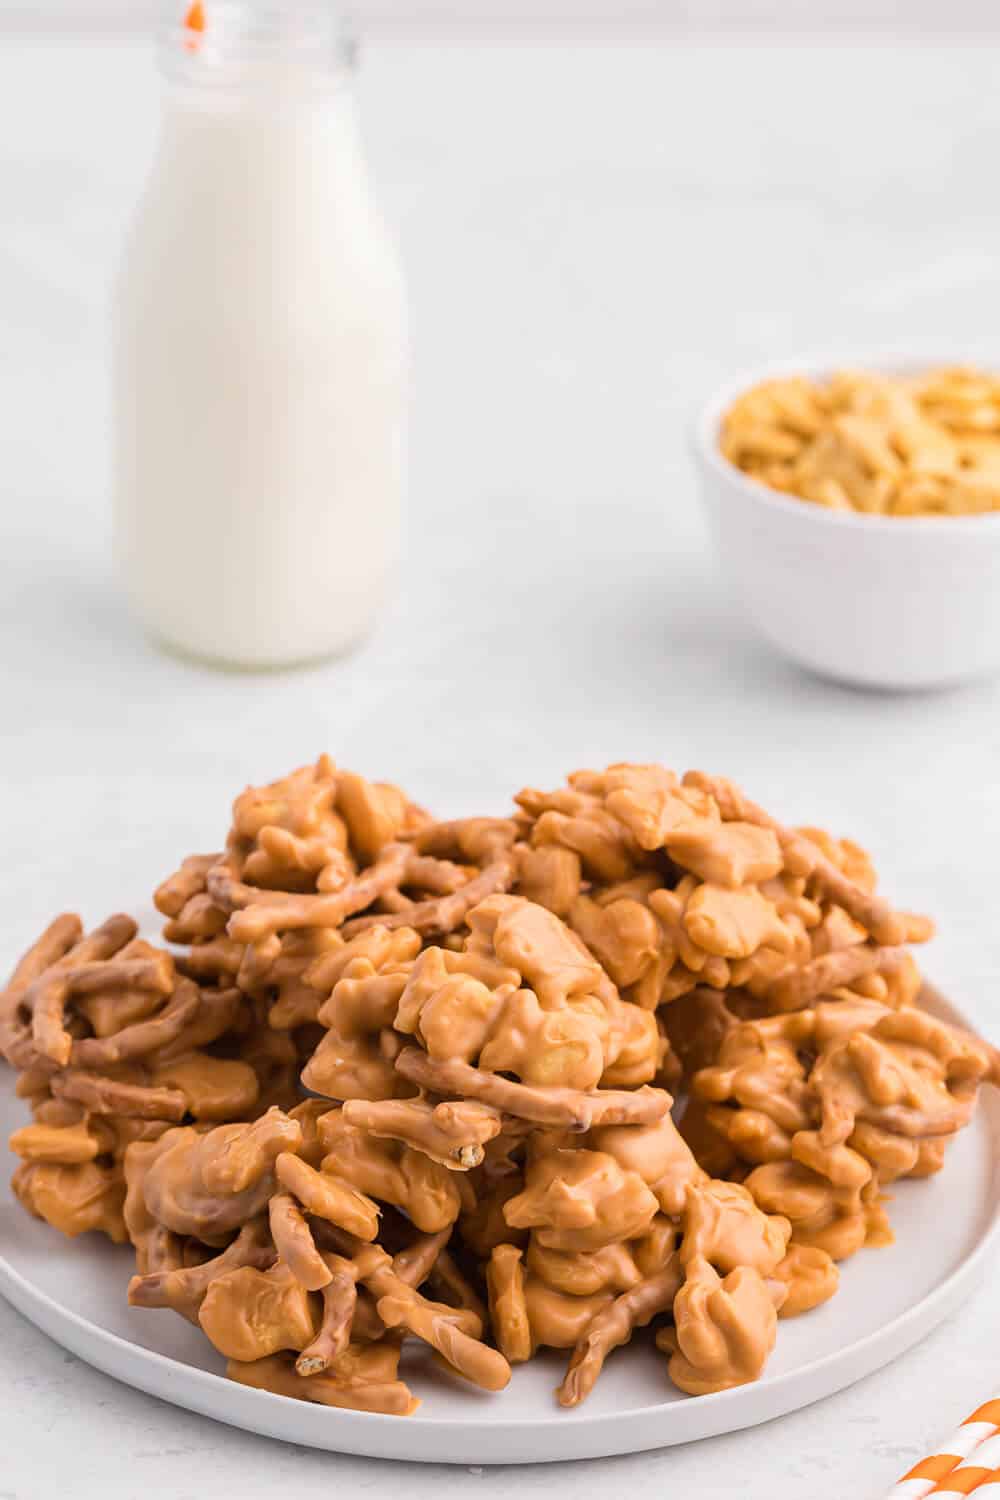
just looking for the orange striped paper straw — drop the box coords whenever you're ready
[881,1402,1000,1498]
[925,1434,1000,1495]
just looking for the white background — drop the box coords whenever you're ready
[3,19,1000,1500]
[3,0,1000,33]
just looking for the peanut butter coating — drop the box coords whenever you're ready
[3,757,993,1417]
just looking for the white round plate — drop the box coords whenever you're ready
[2,983,998,1465]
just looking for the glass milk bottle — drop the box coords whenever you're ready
[114,1,406,668]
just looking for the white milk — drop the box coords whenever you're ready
[114,2,406,667]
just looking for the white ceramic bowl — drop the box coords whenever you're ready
[693,356,1000,690]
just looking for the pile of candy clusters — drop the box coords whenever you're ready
[3,758,996,1415]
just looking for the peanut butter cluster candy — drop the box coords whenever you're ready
[3,757,996,1418]
[692,998,994,1262]
[155,759,422,981]
[1,913,269,1244]
[485,1114,806,1401]
[514,765,932,1012]
[158,758,517,984]
[123,1103,510,1407]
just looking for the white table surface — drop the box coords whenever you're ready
[3,32,1000,1500]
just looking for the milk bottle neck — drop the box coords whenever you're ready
[159,0,355,100]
